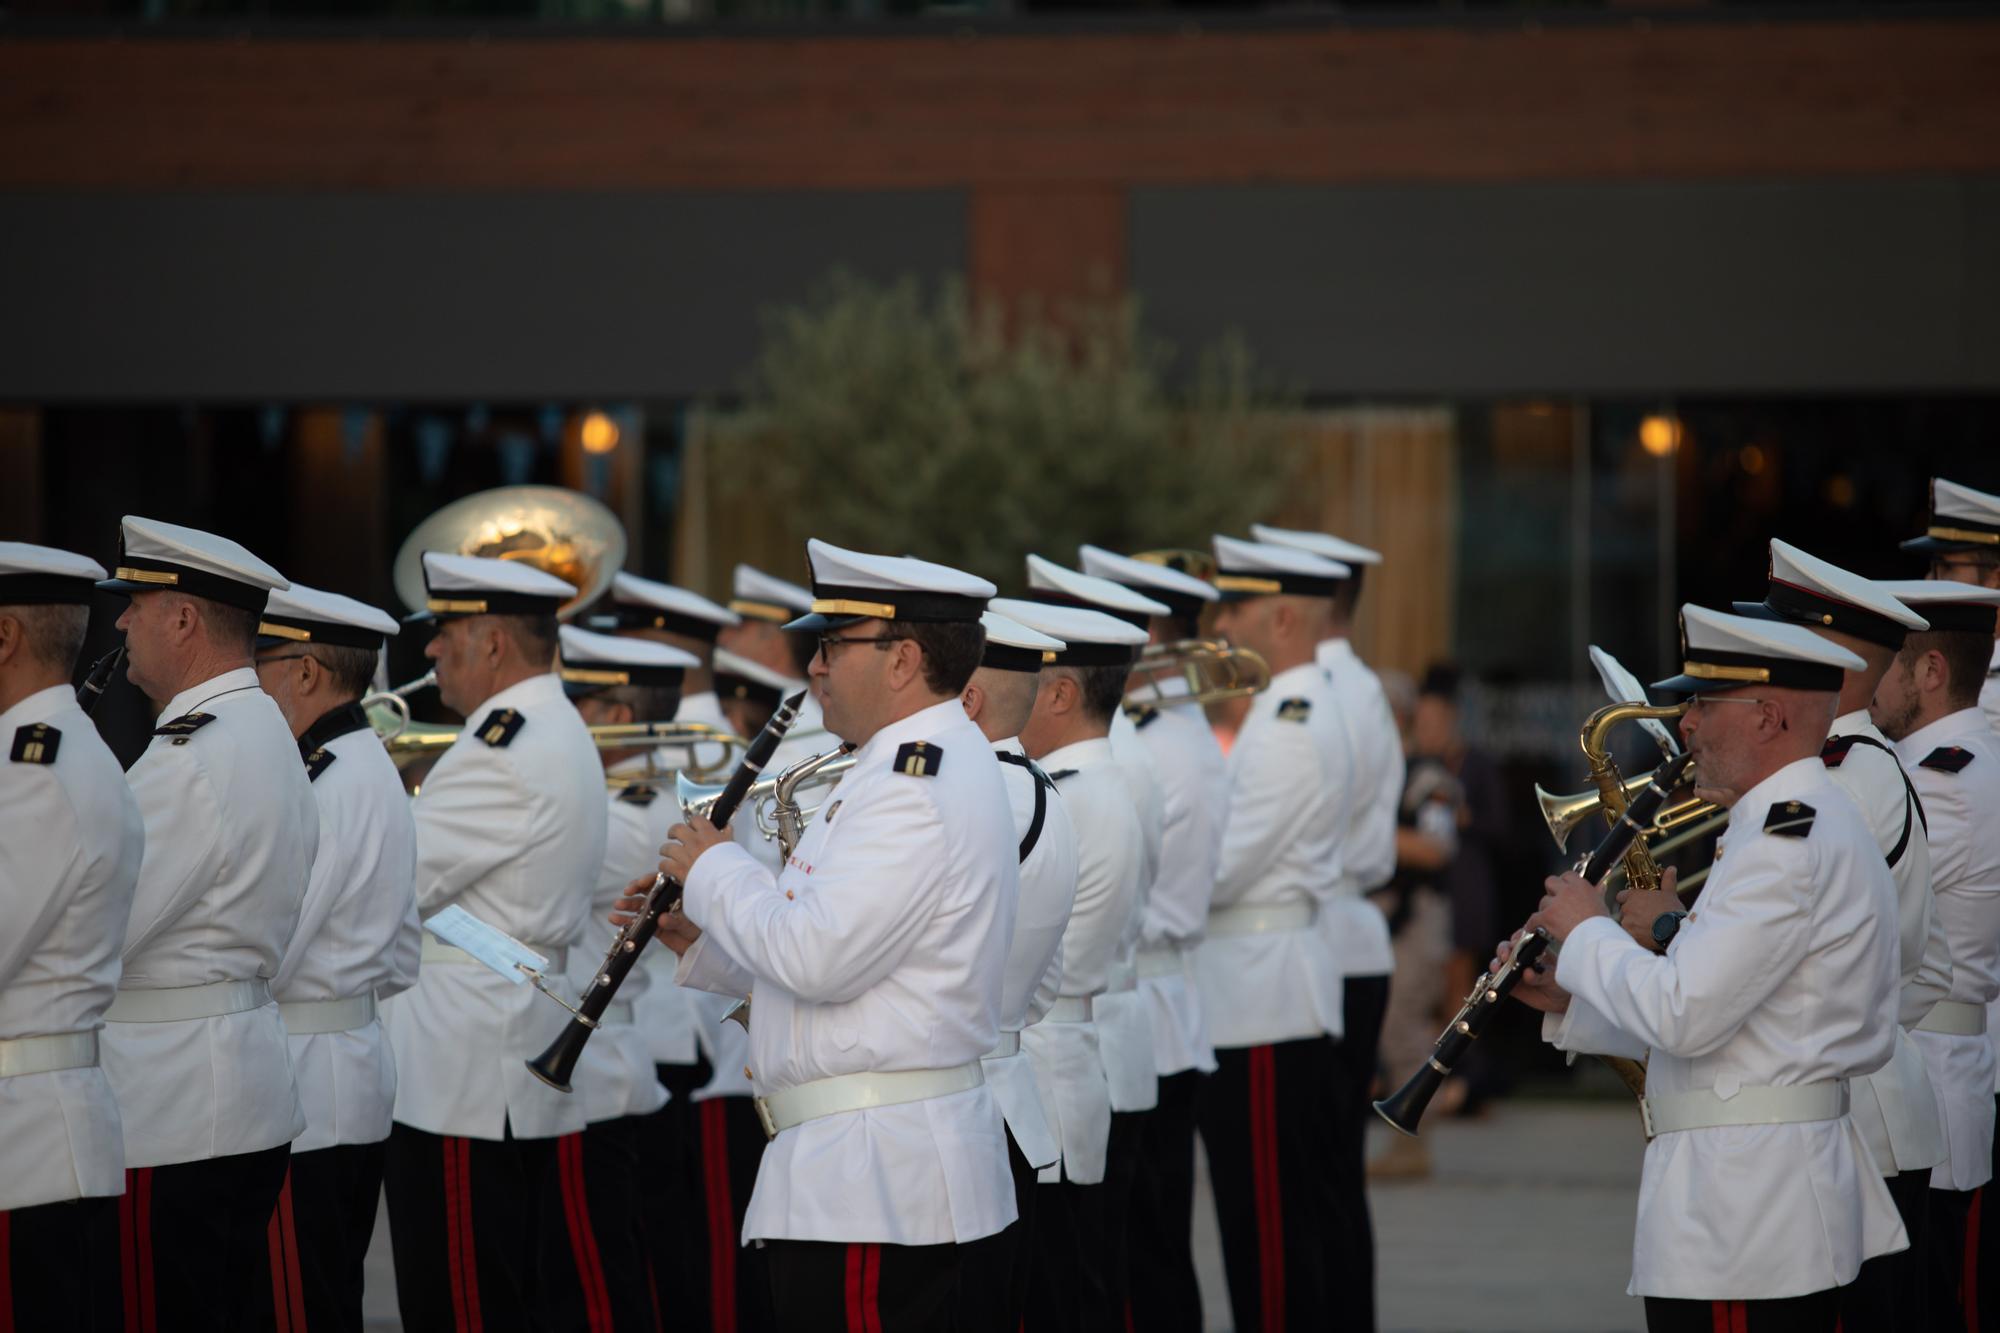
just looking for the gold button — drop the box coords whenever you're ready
[743,1066,754,1080]
[785,890,795,900]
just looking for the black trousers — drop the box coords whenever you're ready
[1840,1166,1930,1332]
[94,1143,293,1333]
[642,1060,707,1331]
[1328,974,1388,1333]
[954,1125,1037,1333]
[766,1239,961,1333]
[1,1194,118,1330]
[1025,1178,1109,1333]
[1644,1289,1839,1332]
[1983,1097,2000,1333]
[1098,1109,1145,1325]
[1196,1035,1341,1333]
[383,1122,575,1333]
[251,1142,384,1333]
[1126,1070,1207,1333]
[686,1093,775,1333]
[1933,1184,1982,1333]
[540,1116,661,1332]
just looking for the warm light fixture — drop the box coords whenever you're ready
[580,411,620,455]
[1638,415,1682,457]
[1740,444,1766,475]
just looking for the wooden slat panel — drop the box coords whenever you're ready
[2,20,1998,190]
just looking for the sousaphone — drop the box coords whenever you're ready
[391,484,626,622]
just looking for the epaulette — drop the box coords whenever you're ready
[1276,697,1312,723]
[476,709,525,748]
[9,722,60,765]
[305,747,337,782]
[1920,746,1976,774]
[153,712,216,747]
[893,740,942,778]
[1820,736,1856,768]
[617,783,659,806]
[1763,800,1817,838]
[1127,704,1161,730]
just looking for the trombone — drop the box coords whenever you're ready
[1124,639,1270,710]
[384,719,748,783]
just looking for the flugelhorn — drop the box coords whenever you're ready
[676,743,858,856]
[1374,752,1695,1137]
[526,690,807,1093]
[1124,639,1270,710]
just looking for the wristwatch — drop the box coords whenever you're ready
[1651,910,1689,949]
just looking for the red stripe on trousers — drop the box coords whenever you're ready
[457,1139,484,1332]
[278,1170,308,1333]
[1967,1186,1983,1333]
[1,1209,14,1333]
[862,1243,884,1333]
[557,1136,614,1333]
[1248,1046,1284,1333]
[266,1193,291,1333]
[1711,1301,1749,1333]
[444,1138,468,1332]
[134,1169,156,1333]
[844,1244,865,1333]
[701,1101,737,1333]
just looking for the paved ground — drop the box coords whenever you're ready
[363,1100,1645,1331]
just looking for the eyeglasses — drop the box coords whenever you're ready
[816,632,909,665]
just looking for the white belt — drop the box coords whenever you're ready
[105,979,272,1024]
[0,1031,98,1078]
[1207,903,1315,937]
[1137,947,1188,980]
[984,1031,1021,1059]
[754,1063,985,1140]
[279,994,377,1035]
[1918,1001,1988,1036]
[1040,996,1095,1024]
[1641,1081,1848,1139]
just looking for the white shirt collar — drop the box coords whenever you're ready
[1038,734,1115,771]
[466,669,565,721]
[160,666,261,720]
[1897,706,1991,757]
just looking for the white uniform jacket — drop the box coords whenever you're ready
[1896,708,2000,1190]
[675,698,1020,1246]
[1102,712,1163,1113]
[1023,737,1143,1184]
[1126,704,1222,1078]
[1195,662,1350,1048]
[1546,757,1906,1300]
[384,671,606,1141]
[0,685,143,1210]
[982,736,1079,1172]
[106,669,314,1169]
[565,777,673,1125]
[673,689,756,1101]
[1821,711,1946,1177]
[1980,641,2000,734]
[276,705,420,1153]
[1316,638,1401,981]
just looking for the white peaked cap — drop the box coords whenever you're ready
[1731,538,1927,648]
[1076,544,1219,621]
[1905,477,2000,554]
[0,541,108,604]
[713,648,801,697]
[416,551,576,621]
[1652,603,1867,697]
[1025,553,1171,626]
[1210,535,1350,600]
[1250,522,1383,567]
[729,564,814,623]
[558,624,699,696]
[1872,579,2000,635]
[989,597,1146,667]
[260,583,400,649]
[979,610,1067,673]
[596,572,740,638]
[792,538,995,629]
[98,515,288,612]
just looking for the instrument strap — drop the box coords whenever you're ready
[1834,733,1926,866]
[995,751,1054,864]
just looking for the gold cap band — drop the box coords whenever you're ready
[1041,650,1058,663]
[811,597,897,619]
[257,622,311,642]
[730,598,797,623]
[1213,575,1283,595]
[115,566,179,586]
[1929,525,2000,546]
[560,667,631,686]
[427,598,490,614]
[1683,661,1771,683]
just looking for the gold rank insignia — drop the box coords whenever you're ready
[894,740,942,777]
[9,722,61,765]
[477,708,526,748]
[305,747,336,782]
[1276,697,1312,722]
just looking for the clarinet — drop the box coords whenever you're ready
[1374,751,1695,1136]
[526,689,808,1092]
[76,645,127,716]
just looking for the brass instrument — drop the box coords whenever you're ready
[1124,639,1270,710]
[676,744,858,856]
[387,719,747,782]
[362,671,438,742]
[391,485,626,623]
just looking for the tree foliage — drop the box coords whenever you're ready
[709,272,1304,589]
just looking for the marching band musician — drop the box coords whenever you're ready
[0,545,144,1331]
[1902,478,2000,732]
[714,647,793,742]
[251,583,421,1333]
[1194,534,1356,1333]
[93,518,315,1331]
[991,595,1152,1332]
[1615,542,1944,1327]
[1514,604,1906,1333]
[956,610,1082,1333]
[379,552,609,1332]
[719,561,830,775]
[636,540,1020,1331]
[1250,523,1401,1326]
[1871,579,2000,1326]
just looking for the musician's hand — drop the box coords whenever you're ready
[608,873,657,929]
[1615,867,1682,952]
[1494,931,1570,1014]
[1527,870,1609,945]
[654,907,702,958]
[659,814,729,886]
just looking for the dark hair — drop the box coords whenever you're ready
[493,613,559,667]
[883,618,986,697]
[1419,661,1462,702]
[784,628,819,678]
[1333,566,1366,620]
[1902,630,1990,709]
[603,683,685,725]
[311,643,381,699]
[1055,662,1129,725]
[201,599,261,655]
[1153,612,1201,644]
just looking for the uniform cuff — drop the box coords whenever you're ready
[1551,914,1631,993]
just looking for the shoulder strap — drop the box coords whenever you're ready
[995,750,1054,864]
[1836,733,1927,866]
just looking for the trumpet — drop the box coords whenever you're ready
[1124,639,1270,710]
[361,671,438,742]
[676,744,858,855]
[526,690,808,1093]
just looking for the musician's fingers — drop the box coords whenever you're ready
[662,824,696,852]
[1614,887,1631,904]
[1661,865,1679,895]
